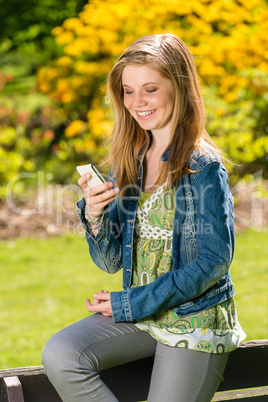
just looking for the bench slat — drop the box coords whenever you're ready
[213,386,268,401]
[0,368,61,402]
[0,340,267,402]
[217,340,268,392]
[0,367,44,379]
[2,376,24,402]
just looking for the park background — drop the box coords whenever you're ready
[0,0,267,369]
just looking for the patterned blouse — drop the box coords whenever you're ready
[132,184,246,353]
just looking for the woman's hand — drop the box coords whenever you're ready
[85,290,112,317]
[78,173,120,220]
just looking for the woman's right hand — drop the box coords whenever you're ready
[78,173,120,220]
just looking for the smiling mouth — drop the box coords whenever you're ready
[136,110,156,117]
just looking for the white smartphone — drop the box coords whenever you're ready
[76,163,106,188]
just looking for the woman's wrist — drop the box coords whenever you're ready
[84,209,102,228]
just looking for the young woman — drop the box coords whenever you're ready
[43,33,246,402]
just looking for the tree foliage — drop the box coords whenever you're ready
[0,0,87,67]
[38,0,268,181]
[1,0,268,200]
[0,0,87,199]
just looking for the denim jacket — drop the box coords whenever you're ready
[76,147,235,323]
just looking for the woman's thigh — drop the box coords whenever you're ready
[42,313,156,401]
[148,342,229,402]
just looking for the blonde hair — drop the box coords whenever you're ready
[106,33,222,192]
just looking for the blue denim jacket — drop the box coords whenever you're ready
[77,148,235,323]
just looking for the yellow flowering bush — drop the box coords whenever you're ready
[37,0,268,179]
[65,120,86,138]
[0,96,68,200]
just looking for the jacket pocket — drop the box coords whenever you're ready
[174,281,235,317]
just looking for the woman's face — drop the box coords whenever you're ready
[122,64,175,138]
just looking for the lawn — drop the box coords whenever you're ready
[0,229,267,369]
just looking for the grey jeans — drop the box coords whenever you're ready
[42,313,229,402]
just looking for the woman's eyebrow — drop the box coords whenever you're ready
[122,82,159,87]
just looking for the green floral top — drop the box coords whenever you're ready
[132,185,246,353]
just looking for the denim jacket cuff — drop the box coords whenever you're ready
[110,290,133,322]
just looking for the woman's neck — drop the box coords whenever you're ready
[142,128,172,193]
[142,147,163,193]
[150,128,171,151]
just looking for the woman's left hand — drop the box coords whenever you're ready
[85,290,112,317]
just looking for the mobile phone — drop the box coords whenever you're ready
[76,163,106,188]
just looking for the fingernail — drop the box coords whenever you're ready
[115,187,120,193]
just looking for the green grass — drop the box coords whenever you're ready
[230,229,268,341]
[0,234,122,369]
[0,230,267,369]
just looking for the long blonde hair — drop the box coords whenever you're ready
[106,33,221,192]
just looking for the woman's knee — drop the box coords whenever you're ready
[42,328,78,378]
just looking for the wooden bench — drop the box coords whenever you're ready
[0,340,267,401]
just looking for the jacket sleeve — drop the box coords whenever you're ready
[76,197,123,274]
[110,162,234,322]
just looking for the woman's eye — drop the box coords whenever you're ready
[124,91,133,95]
[146,89,157,94]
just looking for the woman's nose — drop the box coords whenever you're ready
[132,92,147,107]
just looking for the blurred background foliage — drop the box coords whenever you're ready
[0,0,268,200]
